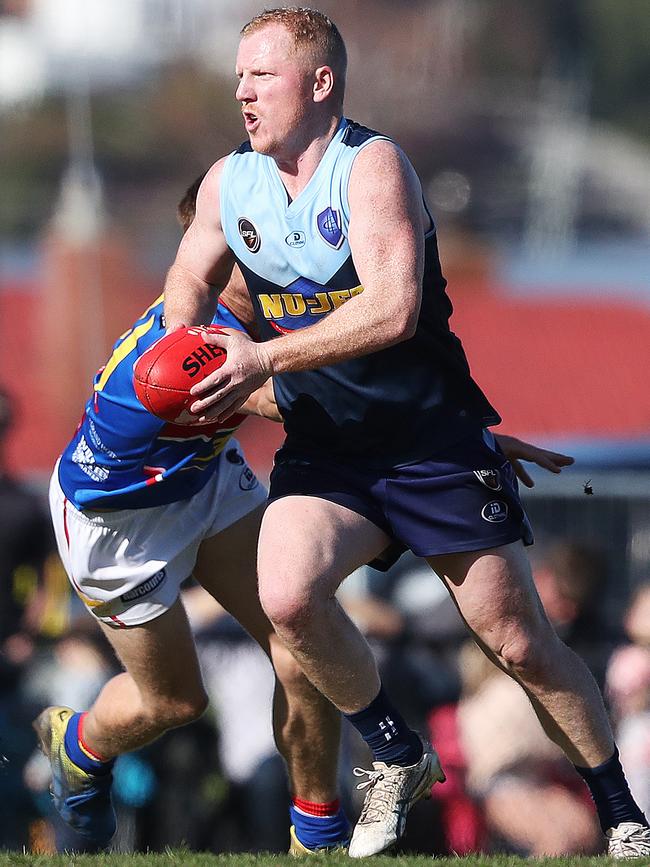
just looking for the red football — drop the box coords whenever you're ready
[134,326,227,423]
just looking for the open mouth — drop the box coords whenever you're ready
[242,110,259,132]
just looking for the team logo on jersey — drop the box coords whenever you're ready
[238,217,261,253]
[120,569,166,603]
[285,231,306,248]
[257,277,364,334]
[316,207,344,249]
[473,469,502,491]
[239,466,258,491]
[481,501,508,523]
[71,435,109,483]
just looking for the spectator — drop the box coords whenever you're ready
[0,386,59,849]
[606,582,650,819]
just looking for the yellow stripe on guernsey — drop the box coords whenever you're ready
[259,284,363,320]
[95,311,158,393]
[184,426,240,470]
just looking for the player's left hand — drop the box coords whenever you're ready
[188,327,273,422]
[495,434,574,488]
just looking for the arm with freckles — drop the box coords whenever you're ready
[164,157,236,331]
[262,140,425,371]
[190,140,427,420]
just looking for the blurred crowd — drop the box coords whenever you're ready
[1,383,648,856]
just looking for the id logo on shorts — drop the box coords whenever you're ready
[481,501,508,523]
[474,469,502,491]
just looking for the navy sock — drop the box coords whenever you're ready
[574,748,647,832]
[64,712,114,776]
[345,685,423,767]
[290,798,350,849]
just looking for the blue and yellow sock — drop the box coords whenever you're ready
[63,712,114,776]
[290,797,350,849]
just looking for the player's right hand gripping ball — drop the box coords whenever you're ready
[133,326,226,424]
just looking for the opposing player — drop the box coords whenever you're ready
[163,8,650,859]
[33,181,349,854]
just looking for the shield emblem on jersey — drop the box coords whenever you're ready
[317,207,344,249]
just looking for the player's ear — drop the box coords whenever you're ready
[313,65,334,103]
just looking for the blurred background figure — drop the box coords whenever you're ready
[606,582,650,821]
[0,386,55,669]
[1,0,650,855]
[183,583,291,854]
[0,385,60,849]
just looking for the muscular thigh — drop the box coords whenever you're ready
[427,540,550,655]
[99,598,204,703]
[258,496,391,601]
[193,504,272,650]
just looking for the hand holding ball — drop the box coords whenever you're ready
[134,326,226,423]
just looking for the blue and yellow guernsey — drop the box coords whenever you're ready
[58,297,248,511]
[220,117,499,464]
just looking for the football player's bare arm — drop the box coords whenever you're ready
[164,158,235,331]
[261,140,426,374]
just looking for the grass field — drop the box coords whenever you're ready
[0,853,638,867]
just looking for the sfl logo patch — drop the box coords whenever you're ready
[474,469,502,491]
[238,217,261,253]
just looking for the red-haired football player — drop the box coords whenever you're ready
[163,7,649,859]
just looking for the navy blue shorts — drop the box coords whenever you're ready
[268,430,533,570]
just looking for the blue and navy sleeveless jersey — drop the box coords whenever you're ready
[220,117,499,464]
[58,296,249,511]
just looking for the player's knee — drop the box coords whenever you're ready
[259,581,315,635]
[498,632,537,673]
[148,690,209,731]
[498,625,556,679]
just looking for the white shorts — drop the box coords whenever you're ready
[49,440,267,628]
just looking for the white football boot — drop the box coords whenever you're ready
[348,746,445,858]
[606,822,650,859]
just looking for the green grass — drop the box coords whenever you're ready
[0,853,640,867]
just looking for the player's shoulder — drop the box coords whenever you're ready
[200,155,230,196]
[342,118,404,166]
[346,129,422,214]
[349,136,413,188]
[192,155,233,225]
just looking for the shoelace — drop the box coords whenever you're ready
[353,766,401,824]
[609,824,650,856]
